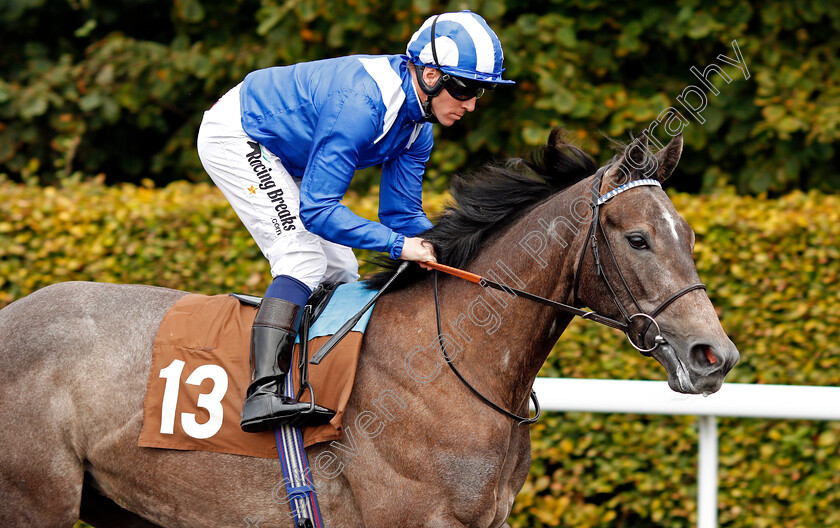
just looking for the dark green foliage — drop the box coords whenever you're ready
[1,1,838,193]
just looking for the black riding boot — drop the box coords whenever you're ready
[240,297,335,433]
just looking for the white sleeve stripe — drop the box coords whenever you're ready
[359,57,405,144]
[406,123,424,149]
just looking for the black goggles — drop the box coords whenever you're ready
[442,75,496,101]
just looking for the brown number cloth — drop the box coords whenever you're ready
[139,293,363,458]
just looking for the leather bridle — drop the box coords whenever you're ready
[572,166,706,355]
[431,165,706,425]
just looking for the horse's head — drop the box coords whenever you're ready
[574,134,739,395]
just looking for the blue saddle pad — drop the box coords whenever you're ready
[296,281,378,343]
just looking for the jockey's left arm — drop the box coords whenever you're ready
[378,123,435,237]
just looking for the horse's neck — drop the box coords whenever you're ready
[437,178,591,412]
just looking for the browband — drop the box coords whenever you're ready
[598,178,662,205]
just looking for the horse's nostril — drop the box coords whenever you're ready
[690,344,719,368]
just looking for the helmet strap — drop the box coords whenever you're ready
[414,63,446,122]
[415,15,445,122]
[421,99,438,124]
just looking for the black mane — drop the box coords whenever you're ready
[365,128,597,290]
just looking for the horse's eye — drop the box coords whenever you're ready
[627,235,649,250]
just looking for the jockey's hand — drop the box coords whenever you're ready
[400,237,437,270]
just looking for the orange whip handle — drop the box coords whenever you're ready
[422,261,483,284]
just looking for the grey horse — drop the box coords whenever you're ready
[0,131,738,527]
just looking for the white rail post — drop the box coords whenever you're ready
[532,378,840,528]
[697,415,718,528]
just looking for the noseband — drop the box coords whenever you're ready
[572,166,706,355]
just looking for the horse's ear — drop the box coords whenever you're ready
[619,134,656,178]
[653,133,683,182]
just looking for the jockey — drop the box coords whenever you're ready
[197,10,514,433]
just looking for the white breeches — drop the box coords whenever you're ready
[197,84,359,290]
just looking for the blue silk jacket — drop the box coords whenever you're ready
[239,54,435,259]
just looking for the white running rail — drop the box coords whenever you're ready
[532,378,840,528]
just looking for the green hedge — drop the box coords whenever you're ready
[3,179,839,527]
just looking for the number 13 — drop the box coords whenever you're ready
[158,359,229,439]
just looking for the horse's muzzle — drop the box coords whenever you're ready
[653,339,740,396]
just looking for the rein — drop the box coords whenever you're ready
[426,166,706,424]
[433,271,540,425]
[425,261,629,332]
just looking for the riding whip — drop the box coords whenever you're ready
[309,261,410,365]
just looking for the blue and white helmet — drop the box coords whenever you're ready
[406,11,514,85]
